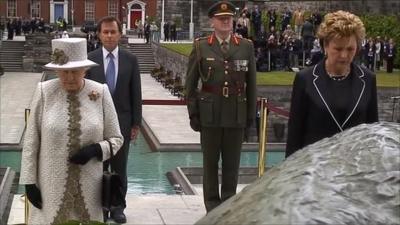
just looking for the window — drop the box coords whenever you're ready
[85,0,95,21]
[7,0,17,18]
[108,0,119,18]
[31,0,40,18]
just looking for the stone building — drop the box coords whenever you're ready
[0,0,157,30]
[0,0,399,32]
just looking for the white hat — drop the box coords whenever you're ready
[44,38,97,70]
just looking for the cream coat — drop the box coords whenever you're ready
[19,79,123,224]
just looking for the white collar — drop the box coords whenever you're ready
[102,46,119,59]
[215,34,231,45]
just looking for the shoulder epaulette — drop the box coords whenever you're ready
[207,34,215,45]
[195,36,207,42]
[232,35,240,45]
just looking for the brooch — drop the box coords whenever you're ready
[88,90,100,101]
[51,48,69,65]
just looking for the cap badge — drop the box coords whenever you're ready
[221,3,227,10]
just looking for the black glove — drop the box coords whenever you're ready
[190,116,201,132]
[69,143,103,165]
[25,184,42,209]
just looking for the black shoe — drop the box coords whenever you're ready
[111,209,127,224]
[103,210,109,222]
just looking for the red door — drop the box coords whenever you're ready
[131,11,142,29]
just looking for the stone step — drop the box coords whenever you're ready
[1,48,25,51]
[125,43,155,73]
[0,49,25,54]
[0,63,22,66]
[0,61,22,65]
[2,67,23,72]
[0,56,23,59]
[129,51,153,54]
[126,50,153,53]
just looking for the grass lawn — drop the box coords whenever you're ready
[160,44,400,88]
[161,43,192,56]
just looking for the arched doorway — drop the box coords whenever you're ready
[130,4,142,29]
[127,0,146,30]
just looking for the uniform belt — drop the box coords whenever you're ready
[201,84,244,98]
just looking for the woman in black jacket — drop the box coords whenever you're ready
[286,10,379,158]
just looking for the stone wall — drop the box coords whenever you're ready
[23,34,53,72]
[152,42,189,83]
[154,45,400,143]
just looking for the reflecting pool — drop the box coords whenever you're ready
[0,134,285,195]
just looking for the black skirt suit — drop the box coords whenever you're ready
[286,60,379,158]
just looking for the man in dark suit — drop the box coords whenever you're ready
[185,1,257,213]
[86,16,142,224]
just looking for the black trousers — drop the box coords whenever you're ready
[201,127,244,212]
[104,135,130,210]
[387,57,394,73]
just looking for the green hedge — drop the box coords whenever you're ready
[360,14,400,68]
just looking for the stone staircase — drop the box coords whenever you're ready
[0,40,25,72]
[125,43,155,74]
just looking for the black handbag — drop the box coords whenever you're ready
[102,141,124,211]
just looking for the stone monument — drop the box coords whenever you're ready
[196,122,400,225]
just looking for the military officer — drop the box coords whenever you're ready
[185,1,257,212]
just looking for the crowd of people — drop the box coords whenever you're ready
[134,19,178,44]
[2,17,58,40]
[232,5,397,73]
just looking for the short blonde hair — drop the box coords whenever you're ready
[317,10,365,48]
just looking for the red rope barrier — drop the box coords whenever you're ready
[265,102,289,118]
[142,99,290,118]
[142,99,187,105]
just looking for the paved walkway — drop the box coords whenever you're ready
[8,194,206,225]
[0,72,42,145]
[141,74,200,148]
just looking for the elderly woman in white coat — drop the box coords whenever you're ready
[19,38,123,224]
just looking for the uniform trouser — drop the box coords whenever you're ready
[201,127,244,212]
[104,135,130,210]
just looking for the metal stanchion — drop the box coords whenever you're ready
[24,108,31,224]
[24,194,29,224]
[268,50,271,72]
[258,98,268,178]
[24,109,30,127]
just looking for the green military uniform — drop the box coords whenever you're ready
[185,1,256,212]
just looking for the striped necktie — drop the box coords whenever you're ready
[106,53,115,94]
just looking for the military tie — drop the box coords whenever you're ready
[221,41,229,55]
[106,53,115,94]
